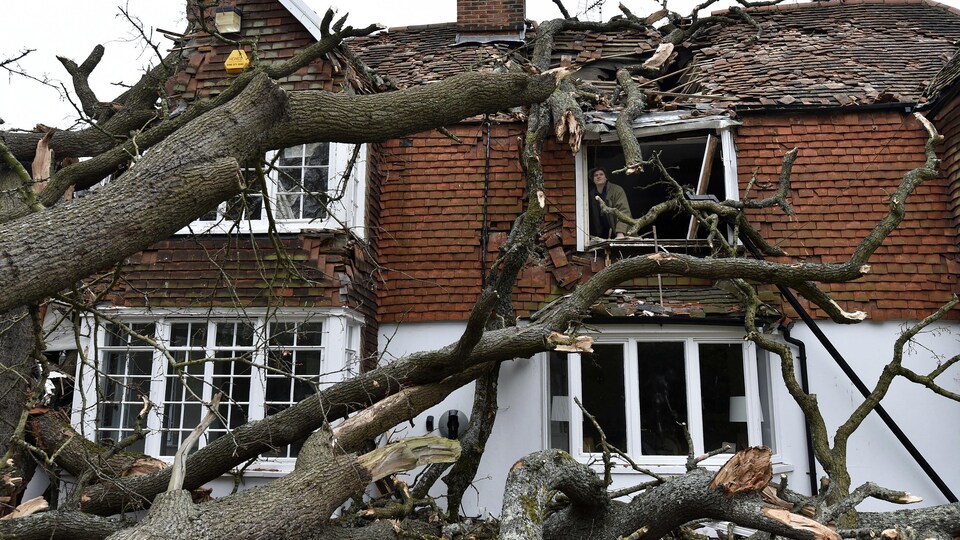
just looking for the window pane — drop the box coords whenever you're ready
[581,344,627,453]
[699,343,747,453]
[757,350,775,451]
[637,342,688,456]
[302,167,327,193]
[548,351,570,452]
[304,142,329,166]
[264,322,324,458]
[278,145,304,167]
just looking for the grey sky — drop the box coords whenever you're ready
[2,0,958,130]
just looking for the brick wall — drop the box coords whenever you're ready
[375,109,960,324]
[167,0,344,102]
[738,109,960,320]
[457,0,524,33]
[376,122,573,323]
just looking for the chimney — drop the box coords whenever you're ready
[457,0,525,34]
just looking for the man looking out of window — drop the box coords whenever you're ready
[588,167,632,240]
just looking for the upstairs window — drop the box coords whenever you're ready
[576,123,739,250]
[185,142,366,236]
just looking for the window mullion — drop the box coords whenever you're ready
[321,316,344,390]
[247,318,266,422]
[142,322,168,456]
[72,318,101,440]
[568,352,584,458]
[624,339,642,460]
[684,339,705,456]
[742,342,763,446]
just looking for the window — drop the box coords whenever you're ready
[184,142,367,236]
[547,326,775,469]
[576,121,739,250]
[74,312,362,465]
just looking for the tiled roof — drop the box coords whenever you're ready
[923,50,960,110]
[347,23,522,87]
[584,286,780,321]
[349,1,960,109]
[102,232,375,313]
[692,1,960,108]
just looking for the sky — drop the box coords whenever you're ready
[2,0,959,130]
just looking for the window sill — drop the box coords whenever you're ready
[580,456,793,477]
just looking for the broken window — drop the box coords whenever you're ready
[547,327,775,467]
[579,126,738,248]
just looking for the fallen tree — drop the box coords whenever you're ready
[0,1,957,539]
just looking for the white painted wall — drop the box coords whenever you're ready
[379,318,960,516]
[378,321,546,517]
[785,320,960,510]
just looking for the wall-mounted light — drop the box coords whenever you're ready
[215,7,242,34]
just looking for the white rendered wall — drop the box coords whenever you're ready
[378,321,546,517]
[380,319,960,516]
[782,319,960,510]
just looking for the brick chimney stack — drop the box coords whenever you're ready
[457,0,525,33]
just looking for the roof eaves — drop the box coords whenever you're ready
[278,0,325,41]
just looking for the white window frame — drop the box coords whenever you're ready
[575,121,739,251]
[178,143,367,238]
[545,325,782,473]
[71,308,363,472]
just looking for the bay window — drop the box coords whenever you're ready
[75,311,362,465]
[548,326,776,469]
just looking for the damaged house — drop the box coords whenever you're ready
[37,0,960,520]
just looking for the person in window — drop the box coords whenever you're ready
[588,167,632,239]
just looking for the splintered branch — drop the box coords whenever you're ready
[823,482,922,523]
[167,393,223,492]
[549,79,586,153]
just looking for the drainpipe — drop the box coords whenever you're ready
[780,322,820,497]
[480,115,491,287]
[740,236,958,503]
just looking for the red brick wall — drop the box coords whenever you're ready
[738,110,960,320]
[376,123,576,323]
[457,0,525,33]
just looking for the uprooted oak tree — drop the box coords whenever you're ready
[0,1,957,539]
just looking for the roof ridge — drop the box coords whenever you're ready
[710,0,960,17]
[382,21,457,33]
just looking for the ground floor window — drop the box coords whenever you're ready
[75,312,362,463]
[548,326,775,467]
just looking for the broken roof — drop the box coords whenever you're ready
[350,0,960,110]
[348,23,521,86]
[922,49,960,111]
[693,1,960,108]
